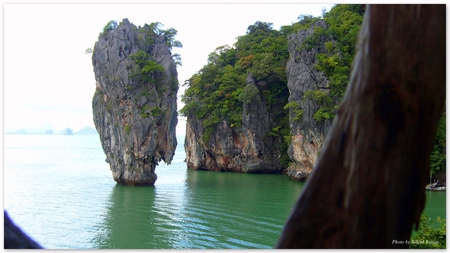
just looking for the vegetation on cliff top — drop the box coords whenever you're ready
[99,19,183,67]
[96,19,183,120]
[180,20,290,147]
[296,4,364,122]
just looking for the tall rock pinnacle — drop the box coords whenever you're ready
[284,20,333,181]
[91,19,179,186]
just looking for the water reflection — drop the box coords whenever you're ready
[86,137,305,249]
[81,164,449,249]
[90,185,156,248]
[90,168,305,249]
[4,134,445,249]
[183,170,305,248]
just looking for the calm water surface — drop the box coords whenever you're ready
[4,134,304,249]
[3,134,445,249]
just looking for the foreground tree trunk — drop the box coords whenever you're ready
[276,4,445,249]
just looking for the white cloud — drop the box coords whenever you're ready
[3,3,334,135]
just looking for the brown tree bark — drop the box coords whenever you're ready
[276,4,445,249]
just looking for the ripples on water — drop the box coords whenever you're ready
[90,163,305,249]
[4,134,306,249]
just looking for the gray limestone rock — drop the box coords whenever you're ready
[184,72,284,173]
[91,19,178,186]
[284,20,333,181]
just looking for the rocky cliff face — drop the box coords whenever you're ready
[285,20,333,181]
[91,19,178,186]
[184,72,285,173]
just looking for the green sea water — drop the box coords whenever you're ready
[423,190,446,227]
[4,134,445,249]
[88,170,305,249]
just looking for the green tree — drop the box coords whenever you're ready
[102,20,118,35]
[143,22,183,52]
[280,14,320,36]
[296,4,364,122]
[429,109,446,180]
[161,27,183,52]
[181,20,289,152]
[129,50,165,86]
[410,214,446,249]
[321,4,364,100]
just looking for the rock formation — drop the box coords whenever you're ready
[184,72,286,173]
[92,19,178,186]
[284,20,333,181]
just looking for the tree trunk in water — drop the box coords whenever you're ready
[276,4,445,249]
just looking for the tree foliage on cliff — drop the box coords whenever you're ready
[180,6,366,169]
[292,5,445,181]
[130,50,165,87]
[143,22,183,53]
[321,4,364,99]
[281,5,365,126]
[297,5,364,123]
[180,21,289,145]
[429,109,446,180]
[99,20,183,66]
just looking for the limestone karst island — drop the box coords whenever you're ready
[92,19,179,186]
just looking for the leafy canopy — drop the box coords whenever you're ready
[410,214,446,249]
[180,7,365,168]
[429,109,446,179]
[298,4,364,122]
[98,20,183,66]
[129,50,165,86]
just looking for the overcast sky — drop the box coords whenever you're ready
[4,3,335,135]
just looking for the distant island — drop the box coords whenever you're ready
[4,126,98,135]
[61,128,74,135]
[75,126,98,135]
